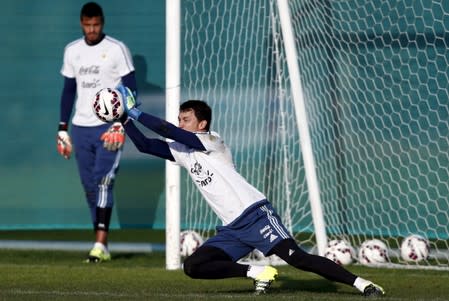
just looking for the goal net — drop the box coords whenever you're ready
[177,0,449,269]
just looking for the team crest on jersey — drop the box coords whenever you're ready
[190,162,214,187]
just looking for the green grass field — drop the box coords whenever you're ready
[0,230,448,301]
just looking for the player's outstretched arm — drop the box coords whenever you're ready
[123,119,175,160]
[137,112,206,151]
[117,85,206,151]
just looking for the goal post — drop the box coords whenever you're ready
[166,0,449,270]
[276,0,327,256]
[165,0,181,270]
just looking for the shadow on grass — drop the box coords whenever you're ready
[277,277,339,293]
[273,276,361,297]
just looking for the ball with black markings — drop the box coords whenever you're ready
[92,87,124,122]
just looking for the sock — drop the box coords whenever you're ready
[93,242,108,253]
[246,265,265,279]
[353,277,372,292]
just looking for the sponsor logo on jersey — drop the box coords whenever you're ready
[79,65,101,89]
[81,79,101,89]
[79,65,100,75]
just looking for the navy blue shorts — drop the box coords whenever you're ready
[71,124,121,222]
[203,200,292,262]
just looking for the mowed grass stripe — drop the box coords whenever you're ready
[0,247,448,300]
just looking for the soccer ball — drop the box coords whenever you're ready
[358,239,389,265]
[324,239,355,265]
[180,230,204,257]
[92,87,124,122]
[400,234,430,262]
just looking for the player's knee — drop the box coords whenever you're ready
[271,239,312,269]
[285,249,311,268]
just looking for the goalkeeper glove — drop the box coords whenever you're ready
[57,122,72,159]
[101,122,125,151]
[116,84,142,120]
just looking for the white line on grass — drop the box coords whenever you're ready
[0,240,165,252]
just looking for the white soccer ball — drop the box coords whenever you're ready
[180,230,204,257]
[358,239,389,265]
[400,234,430,262]
[92,87,124,122]
[324,239,355,265]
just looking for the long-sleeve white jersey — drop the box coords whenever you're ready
[168,131,266,225]
[60,35,134,126]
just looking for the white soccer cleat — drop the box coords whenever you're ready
[363,283,385,297]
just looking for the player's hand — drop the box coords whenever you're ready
[101,122,125,151]
[57,130,72,159]
[117,84,141,120]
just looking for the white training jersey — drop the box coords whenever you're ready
[61,35,134,126]
[168,131,266,225]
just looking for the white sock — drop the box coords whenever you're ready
[246,265,265,279]
[353,277,372,292]
[93,242,108,253]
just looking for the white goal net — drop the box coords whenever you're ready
[177,0,449,270]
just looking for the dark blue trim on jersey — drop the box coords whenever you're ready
[136,112,206,151]
[59,77,76,123]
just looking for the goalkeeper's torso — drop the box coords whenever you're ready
[169,131,266,225]
[60,35,134,127]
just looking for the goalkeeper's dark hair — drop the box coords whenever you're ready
[80,2,104,22]
[180,100,212,131]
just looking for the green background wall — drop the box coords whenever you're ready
[0,1,167,229]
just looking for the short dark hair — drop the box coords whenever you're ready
[80,2,104,22]
[180,100,212,131]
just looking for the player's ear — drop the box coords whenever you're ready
[198,120,208,131]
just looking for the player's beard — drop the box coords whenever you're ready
[84,31,103,45]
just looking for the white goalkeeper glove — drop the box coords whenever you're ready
[101,122,125,151]
[116,84,141,120]
[57,123,72,159]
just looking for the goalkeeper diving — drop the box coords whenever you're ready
[108,85,386,297]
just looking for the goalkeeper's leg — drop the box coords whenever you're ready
[184,245,279,294]
[270,239,385,295]
[183,245,248,279]
[270,239,356,284]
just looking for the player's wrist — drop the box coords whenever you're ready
[58,122,68,131]
[128,108,141,120]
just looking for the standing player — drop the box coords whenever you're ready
[56,2,137,262]
[105,88,385,297]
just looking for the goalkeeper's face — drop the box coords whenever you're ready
[81,16,104,45]
[178,109,208,133]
